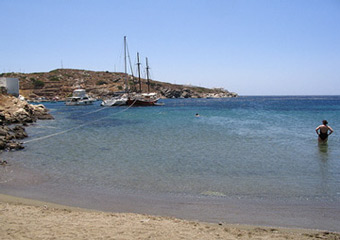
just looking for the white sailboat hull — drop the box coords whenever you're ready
[101,97,127,106]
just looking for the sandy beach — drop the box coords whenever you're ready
[1,194,339,240]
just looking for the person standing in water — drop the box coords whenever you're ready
[315,120,334,143]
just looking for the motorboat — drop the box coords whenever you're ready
[65,89,95,106]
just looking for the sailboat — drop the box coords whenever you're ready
[101,36,161,107]
[100,36,129,107]
[126,54,160,106]
[100,92,128,106]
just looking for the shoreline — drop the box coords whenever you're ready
[1,193,339,240]
[2,164,340,233]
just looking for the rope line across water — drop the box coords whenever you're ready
[23,100,137,144]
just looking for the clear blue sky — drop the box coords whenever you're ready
[1,0,339,95]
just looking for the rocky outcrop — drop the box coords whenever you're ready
[0,94,53,151]
[158,87,238,99]
[0,97,53,125]
[0,125,26,150]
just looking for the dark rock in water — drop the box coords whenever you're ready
[7,142,24,150]
[0,137,6,149]
[36,112,54,120]
[12,125,28,139]
[0,126,27,149]
[0,127,7,136]
[6,133,15,140]
[31,104,54,120]
[0,127,9,149]
[0,113,5,125]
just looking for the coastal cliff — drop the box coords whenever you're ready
[1,69,237,100]
[0,94,53,151]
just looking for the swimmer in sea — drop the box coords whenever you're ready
[315,120,334,143]
[195,113,200,117]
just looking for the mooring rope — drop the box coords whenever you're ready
[23,99,137,144]
[79,106,109,116]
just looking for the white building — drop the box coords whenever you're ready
[0,77,19,96]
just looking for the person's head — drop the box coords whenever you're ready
[322,120,328,125]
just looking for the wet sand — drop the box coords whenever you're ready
[1,194,339,240]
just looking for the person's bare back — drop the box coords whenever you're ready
[315,120,334,143]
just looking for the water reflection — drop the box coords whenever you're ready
[317,142,330,197]
[318,142,328,161]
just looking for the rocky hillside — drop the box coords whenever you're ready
[1,69,237,100]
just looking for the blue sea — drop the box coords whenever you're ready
[1,96,340,231]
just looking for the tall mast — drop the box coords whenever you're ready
[124,36,128,92]
[137,52,142,93]
[146,57,150,93]
[127,45,135,92]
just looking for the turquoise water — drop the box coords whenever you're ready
[1,96,340,230]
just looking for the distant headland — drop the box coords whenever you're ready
[1,69,237,101]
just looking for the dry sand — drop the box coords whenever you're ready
[1,194,339,240]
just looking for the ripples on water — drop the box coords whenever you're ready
[2,96,340,203]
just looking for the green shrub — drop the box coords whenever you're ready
[96,80,107,85]
[49,75,60,81]
[117,86,123,90]
[33,79,45,88]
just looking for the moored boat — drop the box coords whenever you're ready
[100,36,130,107]
[102,36,161,107]
[126,55,160,106]
[101,93,128,106]
[126,92,159,106]
[65,89,95,106]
